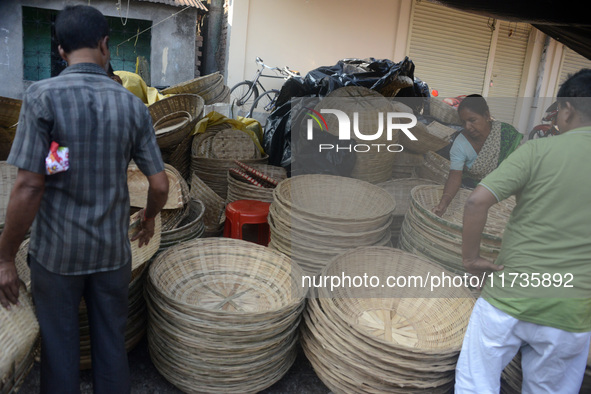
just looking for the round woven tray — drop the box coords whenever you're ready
[300,246,474,393]
[158,198,205,252]
[226,164,287,204]
[145,238,305,393]
[161,72,223,95]
[0,286,39,394]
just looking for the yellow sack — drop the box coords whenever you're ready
[115,71,171,105]
[193,111,265,155]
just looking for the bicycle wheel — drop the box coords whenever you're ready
[229,81,258,108]
[248,89,280,118]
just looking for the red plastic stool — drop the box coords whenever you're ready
[223,200,271,246]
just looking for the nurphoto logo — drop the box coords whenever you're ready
[305,107,419,152]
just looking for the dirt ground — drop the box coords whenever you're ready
[17,337,331,394]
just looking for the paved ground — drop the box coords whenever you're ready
[18,337,330,393]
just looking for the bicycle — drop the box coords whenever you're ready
[230,57,300,118]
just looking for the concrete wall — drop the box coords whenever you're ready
[225,0,412,91]
[0,0,197,99]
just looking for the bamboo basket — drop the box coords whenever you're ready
[148,94,204,150]
[300,246,474,393]
[128,163,189,210]
[428,97,462,125]
[0,162,17,232]
[158,199,205,252]
[189,174,226,236]
[145,238,305,393]
[160,72,222,95]
[398,120,453,154]
[398,185,515,275]
[0,286,39,394]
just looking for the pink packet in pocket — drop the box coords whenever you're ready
[45,141,69,175]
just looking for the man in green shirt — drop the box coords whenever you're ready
[455,68,591,393]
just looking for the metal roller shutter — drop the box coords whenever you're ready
[556,48,591,95]
[408,0,493,98]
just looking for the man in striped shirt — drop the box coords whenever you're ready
[0,5,169,393]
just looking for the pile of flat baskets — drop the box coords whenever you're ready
[145,238,306,393]
[301,246,475,393]
[161,72,230,105]
[399,185,515,276]
[268,174,396,275]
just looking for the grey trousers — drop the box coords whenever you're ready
[29,256,131,394]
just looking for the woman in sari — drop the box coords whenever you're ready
[432,94,522,216]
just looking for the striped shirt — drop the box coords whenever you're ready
[8,63,164,275]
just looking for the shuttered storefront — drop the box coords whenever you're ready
[408,1,531,125]
[556,47,591,95]
[408,0,493,98]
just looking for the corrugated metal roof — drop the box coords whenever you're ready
[138,0,208,11]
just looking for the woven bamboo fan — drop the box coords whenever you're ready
[160,72,222,95]
[145,238,305,393]
[0,162,17,231]
[128,162,189,209]
[0,286,39,394]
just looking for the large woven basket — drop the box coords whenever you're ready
[160,72,223,95]
[268,174,396,274]
[398,185,515,275]
[301,246,474,393]
[145,238,305,393]
[158,198,205,252]
[148,94,204,150]
[0,162,18,232]
[429,97,462,125]
[0,287,39,394]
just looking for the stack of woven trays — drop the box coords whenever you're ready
[0,96,21,161]
[149,94,205,179]
[0,161,18,234]
[158,198,205,253]
[377,178,439,245]
[416,151,450,184]
[13,210,161,369]
[144,238,306,393]
[191,126,268,199]
[268,174,396,275]
[399,185,515,276]
[312,87,398,184]
[226,161,287,204]
[161,72,230,105]
[301,246,475,393]
[0,284,39,393]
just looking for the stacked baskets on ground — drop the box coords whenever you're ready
[268,174,396,275]
[377,178,439,245]
[226,162,287,204]
[399,185,515,275]
[158,198,205,253]
[161,72,230,105]
[0,162,17,233]
[312,87,398,184]
[301,246,475,393]
[191,125,268,199]
[416,151,450,184]
[190,173,227,236]
[148,94,205,180]
[0,285,39,394]
[145,238,306,393]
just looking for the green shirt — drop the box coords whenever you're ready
[478,127,591,332]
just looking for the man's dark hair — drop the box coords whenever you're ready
[457,94,490,117]
[557,68,591,119]
[55,5,109,53]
